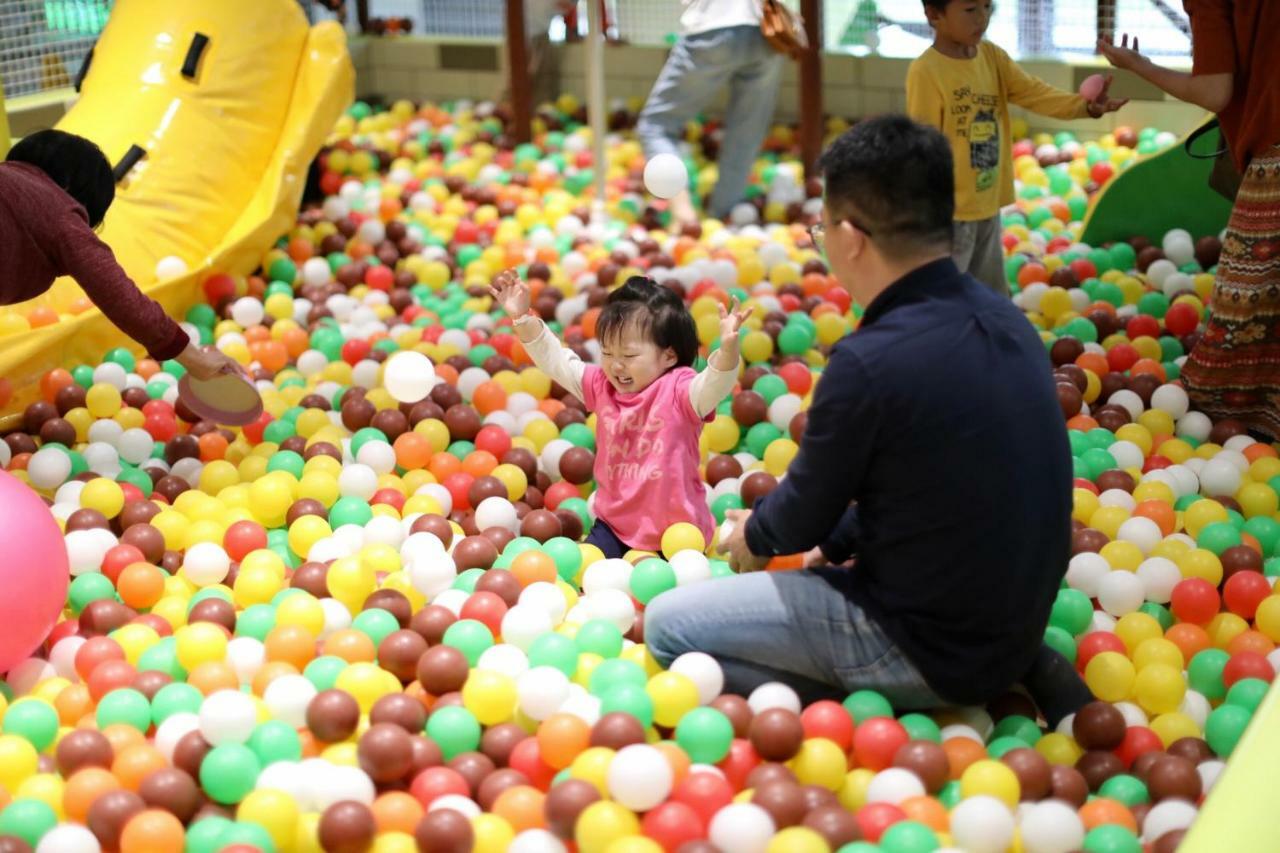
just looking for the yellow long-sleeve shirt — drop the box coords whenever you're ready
[906,41,1090,221]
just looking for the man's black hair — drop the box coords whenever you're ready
[817,114,955,260]
[596,276,699,368]
[6,129,115,228]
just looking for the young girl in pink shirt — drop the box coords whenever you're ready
[491,271,750,558]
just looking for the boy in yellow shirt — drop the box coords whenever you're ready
[906,0,1128,293]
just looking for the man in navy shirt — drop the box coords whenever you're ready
[645,115,1090,723]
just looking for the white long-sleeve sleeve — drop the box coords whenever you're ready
[688,358,739,417]
[518,319,587,403]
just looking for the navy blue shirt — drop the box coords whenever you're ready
[746,258,1072,705]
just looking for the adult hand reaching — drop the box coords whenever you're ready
[175,342,239,381]
[718,509,770,573]
[1097,33,1145,73]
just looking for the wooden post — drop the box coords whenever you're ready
[586,0,608,214]
[355,0,370,32]
[799,0,823,180]
[506,0,533,144]
[1096,0,1116,46]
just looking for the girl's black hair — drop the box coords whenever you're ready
[6,129,115,228]
[596,276,698,368]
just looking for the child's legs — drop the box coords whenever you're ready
[954,216,1009,295]
[708,28,784,219]
[584,518,629,559]
[636,30,738,161]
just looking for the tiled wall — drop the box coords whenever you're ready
[355,35,1210,140]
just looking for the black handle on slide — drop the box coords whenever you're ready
[113,145,147,183]
[181,33,211,80]
[74,44,95,92]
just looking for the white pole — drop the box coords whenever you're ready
[584,0,608,220]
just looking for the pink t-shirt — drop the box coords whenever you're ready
[581,365,715,551]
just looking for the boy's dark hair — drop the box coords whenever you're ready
[596,276,698,368]
[817,115,955,261]
[922,0,952,9]
[6,129,115,228]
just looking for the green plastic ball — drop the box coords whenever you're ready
[425,705,482,760]
[96,688,152,732]
[199,743,263,804]
[674,707,735,764]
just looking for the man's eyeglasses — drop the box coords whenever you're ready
[809,217,874,255]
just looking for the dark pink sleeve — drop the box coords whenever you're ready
[51,212,189,360]
[581,365,605,411]
[672,368,712,424]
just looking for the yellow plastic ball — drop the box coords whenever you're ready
[288,515,333,559]
[766,827,831,853]
[334,662,395,713]
[570,746,616,797]
[1183,499,1228,538]
[790,737,847,791]
[1072,488,1100,525]
[175,622,230,671]
[1035,732,1083,766]
[660,523,706,559]
[1237,482,1279,519]
[1177,548,1223,585]
[837,767,875,812]
[1255,595,1280,641]
[1114,612,1162,654]
[472,813,516,853]
[85,383,123,418]
[960,759,1021,807]
[763,439,799,476]
[1150,712,1202,748]
[327,555,376,612]
[461,669,517,726]
[80,477,125,518]
[1133,662,1186,715]
[1084,651,1136,703]
[575,801,640,853]
[645,671,699,728]
[490,463,529,501]
[275,592,325,636]
[15,773,65,820]
[1133,637,1184,671]
[237,788,300,852]
[0,734,40,793]
[742,330,774,364]
[704,416,740,454]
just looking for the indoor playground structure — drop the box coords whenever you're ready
[0,1,1277,851]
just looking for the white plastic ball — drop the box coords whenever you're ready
[1136,557,1181,603]
[669,652,725,705]
[642,153,688,199]
[582,588,636,634]
[1066,552,1110,598]
[154,712,200,763]
[431,589,469,617]
[1162,229,1196,266]
[1146,259,1178,288]
[36,824,101,853]
[767,394,803,432]
[199,688,259,745]
[1019,799,1085,853]
[866,767,927,804]
[65,528,115,576]
[1151,384,1189,419]
[670,550,712,586]
[1107,389,1144,421]
[339,464,379,500]
[1141,799,1198,842]
[230,296,265,328]
[356,440,397,475]
[408,552,457,599]
[226,636,265,684]
[50,636,86,680]
[508,829,568,853]
[1176,411,1212,442]
[1197,759,1225,793]
[475,496,519,533]
[28,447,72,489]
[1198,458,1242,496]
[1117,517,1163,554]
[263,674,318,729]
[708,806,777,853]
[155,255,189,280]
[747,682,802,715]
[517,666,571,720]
[582,558,633,595]
[500,604,554,652]
[540,439,573,481]
[1098,489,1136,511]
[605,744,673,810]
[383,350,437,403]
[1090,610,1118,633]
[182,542,232,587]
[476,644,529,679]
[950,795,1016,853]
[1107,440,1145,470]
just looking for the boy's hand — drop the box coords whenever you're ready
[1085,74,1130,118]
[489,269,532,319]
[1097,33,1145,73]
[717,299,754,346]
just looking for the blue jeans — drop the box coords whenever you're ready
[644,569,943,708]
[637,25,784,219]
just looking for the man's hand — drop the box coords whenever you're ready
[489,269,532,319]
[175,343,239,381]
[801,546,826,568]
[1085,74,1130,118]
[718,509,770,573]
[1097,33,1145,73]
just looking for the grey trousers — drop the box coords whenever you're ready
[954,215,1009,296]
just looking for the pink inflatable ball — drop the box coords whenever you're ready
[1078,73,1107,102]
[0,474,73,666]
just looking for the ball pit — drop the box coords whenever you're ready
[0,95,1268,852]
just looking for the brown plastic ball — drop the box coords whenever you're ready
[369,693,428,733]
[705,454,744,487]
[590,712,647,750]
[119,523,166,563]
[87,789,146,849]
[802,804,863,848]
[358,723,415,783]
[307,689,361,743]
[410,513,455,549]
[449,751,497,796]
[480,723,528,767]
[417,645,470,696]
[1076,749,1125,791]
[520,509,563,542]
[751,781,806,828]
[474,569,522,607]
[544,778,601,839]
[892,740,951,794]
[709,694,753,738]
[56,729,114,776]
[138,767,201,823]
[1147,754,1203,802]
[172,730,212,779]
[318,800,376,853]
[1002,747,1053,800]
[410,604,457,645]
[377,629,428,683]
[749,708,805,762]
[558,447,595,485]
[452,535,498,570]
[1049,763,1089,806]
[1073,701,1126,750]
[477,768,531,811]
[740,471,779,507]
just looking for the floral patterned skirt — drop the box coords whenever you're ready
[1182,150,1280,438]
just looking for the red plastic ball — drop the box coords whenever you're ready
[716,738,761,790]
[824,287,852,314]
[475,426,513,460]
[855,802,907,843]
[75,636,125,681]
[224,520,269,562]
[442,472,476,512]
[371,489,406,511]
[1074,478,1100,494]
[458,591,507,636]
[1142,455,1173,473]
[542,481,582,512]
[1070,259,1098,282]
[1091,162,1115,184]
[1164,302,1200,337]
[1106,344,1140,373]
[641,801,705,851]
[1115,725,1163,768]
[670,771,735,827]
[1076,631,1127,672]
[242,412,273,445]
[101,544,147,585]
[454,221,479,245]
[409,767,470,808]
[800,700,854,751]
[507,735,557,790]
[144,414,178,442]
[1223,652,1275,688]
[852,717,909,772]
[1126,315,1161,340]
[1170,578,1220,624]
[341,339,372,366]
[1223,571,1270,620]
[203,274,237,304]
[776,362,812,397]
[365,265,394,291]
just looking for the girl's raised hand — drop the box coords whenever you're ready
[718,299,754,345]
[489,269,531,318]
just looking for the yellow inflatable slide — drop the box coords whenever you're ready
[1,0,353,409]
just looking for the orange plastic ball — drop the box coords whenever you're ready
[322,629,377,663]
[461,450,499,478]
[536,714,591,770]
[511,550,558,588]
[472,382,508,416]
[942,737,986,780]
[64,767,122,822]
[1079,797,1137,832]
[114,743,168,791]
[372,791,425,834]
[187,660,240,695]
[394,433,432,470]
[492,785,547,833]
[265,624,318,671]
[120,808,186,853]
[117,562,166,609]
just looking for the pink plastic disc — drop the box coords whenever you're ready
[177,369,263,426]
